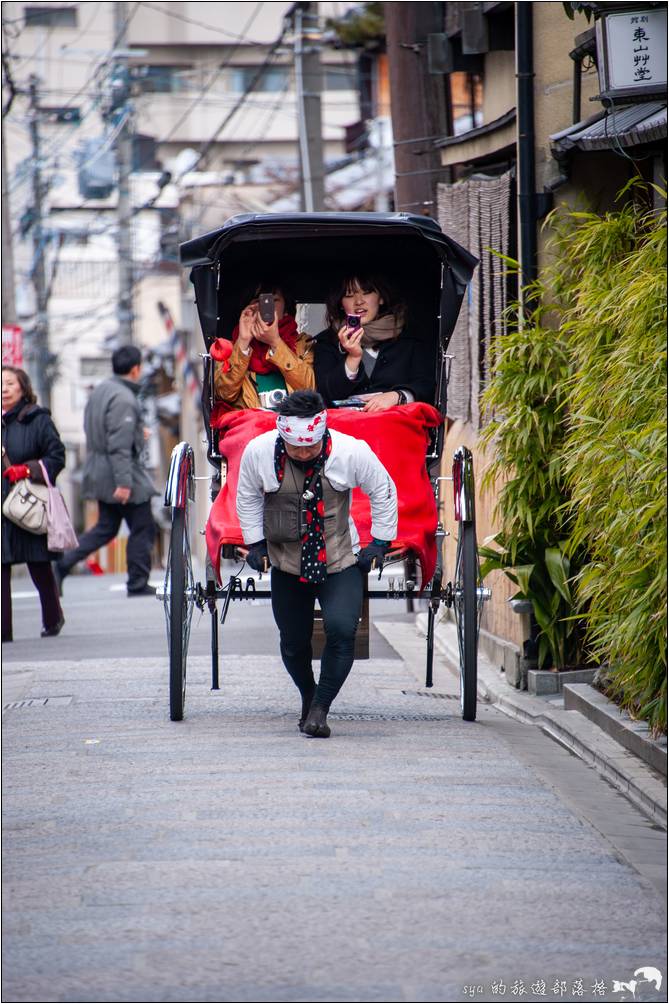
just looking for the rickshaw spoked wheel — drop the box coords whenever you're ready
[165,505,195,721]
[454,519,478,722]
[425,558,442,689]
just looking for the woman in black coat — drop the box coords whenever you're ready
[2,366,66,641]
[314,273,435,412]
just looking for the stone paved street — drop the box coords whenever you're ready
[2,581,666,1003]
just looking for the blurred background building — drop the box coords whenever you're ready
[2,1,666,627]
[2,1,393,562]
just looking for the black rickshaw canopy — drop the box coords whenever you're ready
[180,211,478,354]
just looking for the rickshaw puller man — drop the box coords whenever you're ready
[236,390,398,738]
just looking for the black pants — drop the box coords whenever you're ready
[59,500,156,592]
[270,564,364,711]
[2,562,63,640]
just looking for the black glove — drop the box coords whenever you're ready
[246,539,269,573]
[356,539,390,574]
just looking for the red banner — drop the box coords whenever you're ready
[206,402,443,585]
[2,325,23,366]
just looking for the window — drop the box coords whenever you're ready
[135,65,191,94]
[449,72,483,136]
[52,261,116,298]
[323,66,357,92]
[24,6,78,27]
[59,231,89,247]
[60,232,89,247]
[231,65,290,93]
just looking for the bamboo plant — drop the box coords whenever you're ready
[557,191,667,733]
[479,271,583,671]
[480,185,667,733]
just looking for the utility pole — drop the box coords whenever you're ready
[113,1,134,344]
[294,2,325,212]
[384,3,448,214]
[1,127,17,325]
[516,2,537,297]
[27,75,51,408]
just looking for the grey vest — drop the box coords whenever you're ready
[264,459,356,576]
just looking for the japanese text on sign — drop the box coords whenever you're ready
[600,10,668,92]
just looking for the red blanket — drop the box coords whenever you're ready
[206,402,443,584]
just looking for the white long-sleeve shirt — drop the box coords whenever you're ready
[236,427,398,550]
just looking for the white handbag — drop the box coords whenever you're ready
[3,476,49,534]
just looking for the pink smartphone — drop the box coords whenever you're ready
[346,314,361,330]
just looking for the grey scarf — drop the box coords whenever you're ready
[360,313,403,349]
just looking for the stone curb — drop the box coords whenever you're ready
[411,612,668,830]
[564,683,667,778]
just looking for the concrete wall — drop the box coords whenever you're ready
[533,4,602,269]
[481,50,516,123]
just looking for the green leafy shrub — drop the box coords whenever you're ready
[481,187,667,733]
[557,193,667,734]
[479,272,584,671]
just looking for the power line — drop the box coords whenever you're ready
[74,107,130,172]
[5,55,121,69]
[30,1,267,217]
[135,2,266,159]
[23,4,276,226]
[184,78,293,235]
[138,1,269,43]
[6,20,56,67]
[81,16,293,232]
[1,47,18,117]
[7,6,342,280]
[187,26,291,175]
[5,2,142,193]
[235,78,293,152]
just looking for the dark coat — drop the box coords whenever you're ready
[80,376,156,505]
[313,327,435,407]
[2,401,66,564]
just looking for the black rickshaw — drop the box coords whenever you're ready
[162,212,489,723]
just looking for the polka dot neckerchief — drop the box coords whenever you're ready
[273,430,333,584]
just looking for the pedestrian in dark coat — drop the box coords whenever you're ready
[2,366,66,641]
[56,345,157,596]
[314,273,435,410]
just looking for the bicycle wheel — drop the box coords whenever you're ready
[454,519,477,721]
[164,505,194,721]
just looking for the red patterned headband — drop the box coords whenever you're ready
[276,410,327,446]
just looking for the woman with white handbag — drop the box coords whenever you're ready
[2,367,66,641]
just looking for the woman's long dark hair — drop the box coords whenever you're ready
[3,366,37,405]
[325,273,403,331]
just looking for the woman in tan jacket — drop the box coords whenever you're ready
[212,284,314,410]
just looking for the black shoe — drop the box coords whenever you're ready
[298,686,316,733]
[127,584,157,597]
[41,617,64,638]
[303,703,331,739]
